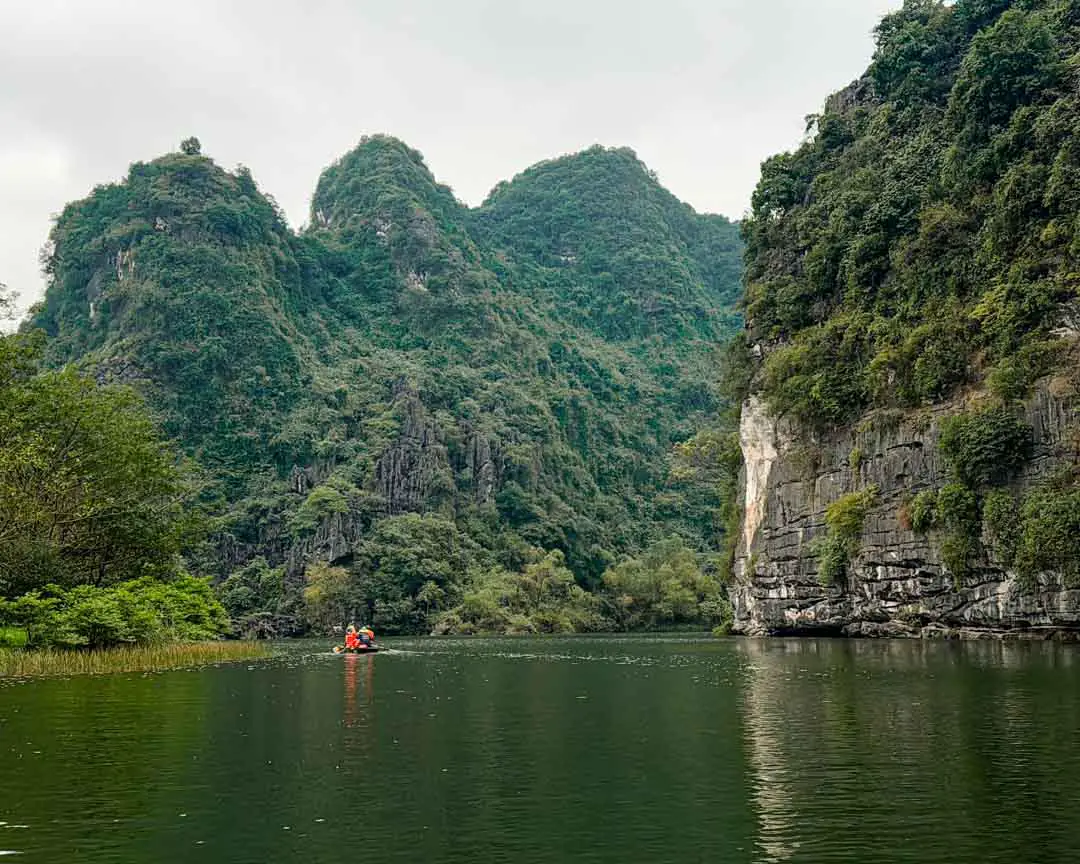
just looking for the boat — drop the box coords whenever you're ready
[332,644,381,654]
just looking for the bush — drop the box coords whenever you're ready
[0,576,229,649]
[1014,486,1080,587]
[982,490,1020,565]
[826,486,879,541]
[986,340,1062,402]
[938,408,1033,487]
[909,489,938,533]
[814,486,879,584]
[936,483,981,579]
[815,533,853,585]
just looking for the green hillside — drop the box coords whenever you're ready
[735,0,1080,591]
[739,0,1079,429]
[29,135,742,635]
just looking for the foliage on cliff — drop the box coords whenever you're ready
[28,136,742,634]
[741,0,1080,431]
[734,0,1080,591]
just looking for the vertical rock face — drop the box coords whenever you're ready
[374,391,449,515]
[739,396,783,555]
[732,384,1080,638]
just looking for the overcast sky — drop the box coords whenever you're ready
[0,0,900,319]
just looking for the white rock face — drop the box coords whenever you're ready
[739,395,780,556]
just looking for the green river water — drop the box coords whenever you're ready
[2,636,1079,863]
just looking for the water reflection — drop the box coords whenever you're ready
[739,641,800,862]
[735,638,1080,863]
[342,653,375,727]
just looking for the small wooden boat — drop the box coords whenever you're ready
[332,644,381,654]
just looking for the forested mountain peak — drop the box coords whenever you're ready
[26,136,744,636]
[474,145,741,340]
[311,135,466,235]
[33,144,308,466]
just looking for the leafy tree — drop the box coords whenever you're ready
[436,549,605,635]
[603,537,726,630]
[0,337,191,597]
[302,561,352,632]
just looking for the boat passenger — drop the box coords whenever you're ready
[344,626,359,650]
[358,626,374,647]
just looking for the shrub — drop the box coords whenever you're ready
[1014,486,1080,587]
[936,483,981,579]
[849,447,864,471]
[939,408,1033,487]
[814,486,879,584]
[291,484,350,536]
[986,340,1062,402]
[982,490,1020,565]
[815,533,852,585]
[826,486,880,542]
[909,490,938,533]
[0,577,228,649]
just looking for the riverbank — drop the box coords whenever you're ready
[0,641,272,678]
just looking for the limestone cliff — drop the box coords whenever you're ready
[730,0,1080,639]
[732,378,1080,638]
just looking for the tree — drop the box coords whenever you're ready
[302,561,352,632]
[0,282,14,320]
[603,537,721,629]
[0,340,190,597]
[180,136,202,156]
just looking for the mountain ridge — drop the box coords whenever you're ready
[29,134,743,634]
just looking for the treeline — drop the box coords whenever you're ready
[221,528,732,638]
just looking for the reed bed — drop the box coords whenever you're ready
[0,641,271,678]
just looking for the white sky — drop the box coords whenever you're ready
[0,0,901,320]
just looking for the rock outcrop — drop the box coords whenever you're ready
[732,382,1080,639]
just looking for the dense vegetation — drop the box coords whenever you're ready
[26,137,742,635]
[738,0,1080,585]
[740,0,1079,429]
[0,307,230,649]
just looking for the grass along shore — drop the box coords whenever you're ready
[0,640,272,678]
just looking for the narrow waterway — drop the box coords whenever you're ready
[2,636,1078,862]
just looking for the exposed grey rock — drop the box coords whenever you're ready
[374,388,450,514]
[733,382,1080,638]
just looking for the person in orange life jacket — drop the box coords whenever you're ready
[358,626,374,647]
[344,626,359,650]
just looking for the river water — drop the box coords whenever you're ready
[1,636,1079,862]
